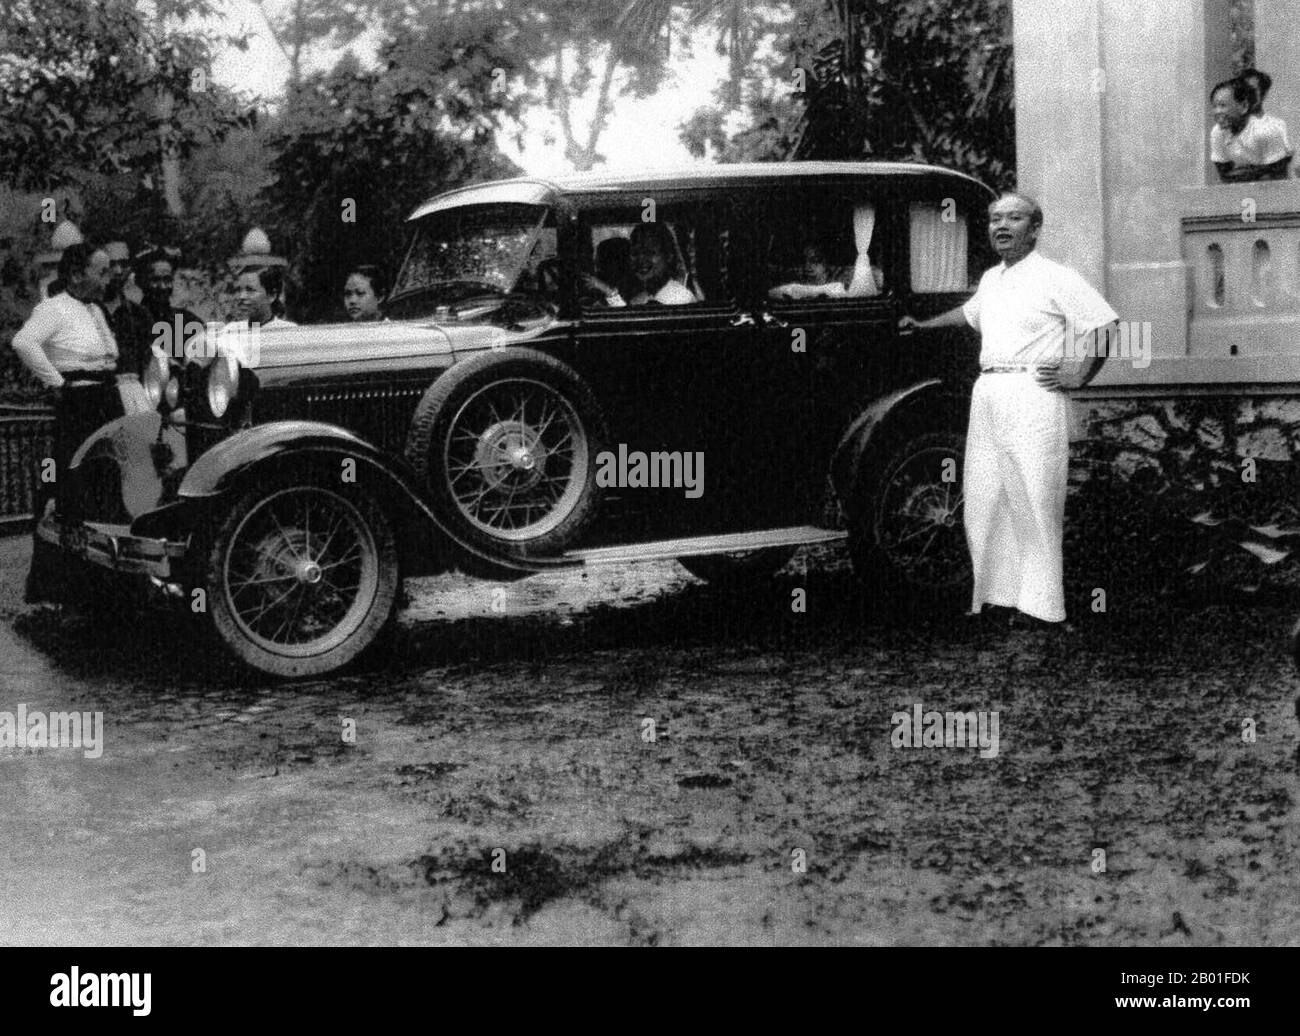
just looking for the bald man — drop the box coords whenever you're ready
[899,193,1118,629]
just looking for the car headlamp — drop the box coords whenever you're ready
[207,353,240,418]
[143,351,170,409]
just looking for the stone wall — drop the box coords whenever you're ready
[1065,393,1300,594]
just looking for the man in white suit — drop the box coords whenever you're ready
[899,193,1118,629]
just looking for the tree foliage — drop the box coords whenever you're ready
[262,47,523,322]
[0,0,255,194]
[630,0,1015,189]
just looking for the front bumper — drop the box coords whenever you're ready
[37,514,188,580]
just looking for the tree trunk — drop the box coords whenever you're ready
[155,87,184,218]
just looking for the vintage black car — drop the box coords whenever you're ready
[41,162,996,677]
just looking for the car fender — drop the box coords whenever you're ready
[829,380,970,504]
[178,420,578,575]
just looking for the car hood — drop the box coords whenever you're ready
[226,319,455,370]
[227,319,557,370]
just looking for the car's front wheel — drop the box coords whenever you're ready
[201,481,399,678]
[848,428,971,610]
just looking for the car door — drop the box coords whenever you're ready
[561,189,808,536]
[738,179,905,519]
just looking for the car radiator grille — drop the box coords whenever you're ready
[303,385,427,455]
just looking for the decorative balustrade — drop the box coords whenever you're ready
[1184,210,1300,358]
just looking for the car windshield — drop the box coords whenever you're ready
[387,202,553,320]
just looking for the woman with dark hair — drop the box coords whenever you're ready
[343,265,387,321]
[1210,77,1293,182]
[627,222,696,305]
[232,265,295,328]
[213,265,295,366]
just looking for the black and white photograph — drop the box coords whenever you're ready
[0,0,1295,978]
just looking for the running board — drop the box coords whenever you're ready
[565,526,847,566]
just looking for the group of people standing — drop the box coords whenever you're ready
[7,233,392,602]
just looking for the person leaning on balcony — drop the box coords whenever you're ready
[1210,77,1293,182]
[897,193,1119,633]
[8,243,124,603]
[1240,68,1291,139]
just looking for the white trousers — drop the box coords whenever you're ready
[963,373,1069,622]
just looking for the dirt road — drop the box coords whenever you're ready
[2,535,1298,945]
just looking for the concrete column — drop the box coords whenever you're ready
[1013,0,1106,290]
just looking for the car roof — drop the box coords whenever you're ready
[407,161,995,221]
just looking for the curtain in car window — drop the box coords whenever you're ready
[847,204,878,296]
[909,202,968,292]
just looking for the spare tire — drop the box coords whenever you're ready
[405,348,606,564]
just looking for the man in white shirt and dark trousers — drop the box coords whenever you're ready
[9,243,121,602]
[899,194,1118,632]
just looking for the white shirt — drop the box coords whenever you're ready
[962,250,1118,367]
[1210,113,1293,166]
[628,280,697,305]
[10,292,119,388]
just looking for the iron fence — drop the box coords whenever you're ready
[0,404,54,534]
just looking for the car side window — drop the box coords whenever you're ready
[908,199,975,292]
[578,205,725,311]
[763,195,887,303]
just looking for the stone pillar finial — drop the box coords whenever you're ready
[228,226,287,273]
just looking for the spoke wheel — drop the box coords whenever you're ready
[405,349,605,572]
[850,429,972,608]
[444,378,588,541]
[205,482,398,678]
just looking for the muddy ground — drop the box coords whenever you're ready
[1,532,1298,946]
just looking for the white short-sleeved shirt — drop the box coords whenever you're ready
[1210,113,1293,166]
[962,250,1118,367]
[9,292,119,387]
[628,280,696,305]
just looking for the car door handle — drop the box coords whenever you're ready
[758,311,789,329]
[729,312,756,327]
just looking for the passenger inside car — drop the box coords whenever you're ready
[768,204,884,301]
[582,222,699,307]
[580,236,636,306]
[627,223,697,305]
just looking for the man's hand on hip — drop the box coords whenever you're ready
[1034,362,1064,391]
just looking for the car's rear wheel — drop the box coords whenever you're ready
[678,547,796,587]
[202,482,399,678]
[405,350,605,574]
[848,428,971,610]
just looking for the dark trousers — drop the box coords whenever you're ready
[26,377,125,603]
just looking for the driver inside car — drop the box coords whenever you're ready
[582,223,696,307]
